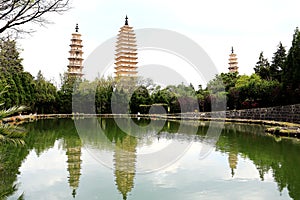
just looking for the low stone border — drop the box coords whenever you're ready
[265,126,300,138]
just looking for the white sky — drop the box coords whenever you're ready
[19,0,300,88]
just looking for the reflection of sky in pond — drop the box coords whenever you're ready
[10,139,291,200]
[136,138,172,155]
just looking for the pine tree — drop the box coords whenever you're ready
[0,39,37,109]
[21,72,36,108]
[284,27,300,89]
[0,40,23,73]
[34,70,57,114]
[57,74,80,114]
[254,52,271,80]
[279,27,300,104]
[271,42,286,81]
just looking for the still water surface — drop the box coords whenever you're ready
[2,118,300,200]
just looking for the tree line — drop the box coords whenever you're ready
[1,28,300,114]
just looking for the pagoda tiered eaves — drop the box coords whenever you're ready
[114,16,138,78]
[115,47,137,52]
[115,56,137,61]
[115,52,137,56]
[67,24,84,78]
[228,47,239,73]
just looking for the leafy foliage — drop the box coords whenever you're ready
[95,77,114,114]
[271,42,286,81]
[254,52,271,80]
[234,74,280,108]
[129,86,151,114]
[0,94,27,145]
[34,70,57,113]
[282,27,300,104]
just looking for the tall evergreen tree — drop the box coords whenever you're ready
[0,39,23,73]
[95,77,114,114]
[34,70,57,114]
[20,72,36,109]
[284,27,300,89]
[271,42,286,81]
[254,52,271,80]
[0,39,36,110]
[0,39,23,108]
[57,74,81,114]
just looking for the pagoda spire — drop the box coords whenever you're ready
[125,15,128,25]
[228,47,239,73]
[75,23,79,32]
[67,24,84,78]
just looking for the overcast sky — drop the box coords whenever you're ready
[19,0,300,87]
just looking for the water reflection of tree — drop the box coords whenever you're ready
[0,119,83,199]
[216,123,300,200]
[0,119,64,199]
[0,143,28,199]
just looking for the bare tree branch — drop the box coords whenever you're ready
[0,0,71,35]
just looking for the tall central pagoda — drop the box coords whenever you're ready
[114,16,138,78]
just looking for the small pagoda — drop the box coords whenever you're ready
[114,16,138,79]
[67,24,84,78]
[228,47,239,73]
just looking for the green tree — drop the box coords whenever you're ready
[235,74,280,108]
[111,88,130,114]
[57,74,80,114]
[72,79,98,114]
[20,72,35,110]
[129,86,151,114]
[271,42,286,82]
[0,39,23,73]
[95,77,115,114]
[206,73,238,110]
[254,51,271,80]
[1,76,18,108]
[282,27,300,104]
[196,85,209,111]
[151,87,177,113]
[34,70,57,114]
[0,39,36,110]
[0,39,25,108]
[169,83,198,112]
[0,89,26,145]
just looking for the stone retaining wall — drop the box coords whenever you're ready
[183,104,300,124]
[3,105,300,125]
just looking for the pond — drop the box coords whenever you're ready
[2,118,300,200]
